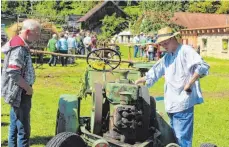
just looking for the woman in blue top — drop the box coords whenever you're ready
[56,33,68,66]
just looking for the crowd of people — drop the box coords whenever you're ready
[132,32,165,61]
[47,31,97,67]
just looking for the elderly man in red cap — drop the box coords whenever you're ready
[135,27,210,147]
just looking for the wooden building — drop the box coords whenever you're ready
[77,1,129,33]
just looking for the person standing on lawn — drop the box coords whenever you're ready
[139,33,147,57]
[67,33,77,64]
[47,34,58,66]
[135,27,210,147]
[56,32,68,66]
[83,31,92,55]
[146,36,154,61]
[91,34,97,51]
[133,34,140,58]
[1,19,41,147]
[75,32,85,55]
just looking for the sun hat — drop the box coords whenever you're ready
[155,27,180,44]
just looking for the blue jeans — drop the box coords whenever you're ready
[80,48,85,55]
[59,50,68,66]
[134,45,139,58]
[148,52,154,61]
[167,107,194,147]
[8,91,32,147]
[48,55,57,66]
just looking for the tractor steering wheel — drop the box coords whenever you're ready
[86,48,121,72]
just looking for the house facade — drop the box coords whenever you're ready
[117,31,133,43]
[172,12,229,59]
[181,26,229,59]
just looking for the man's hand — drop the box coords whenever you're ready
[26,86,33,95]
[184,72,200,93]
[134,77,146,85]
[184,83,192,93]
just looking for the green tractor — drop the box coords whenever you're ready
[46,48,179,147]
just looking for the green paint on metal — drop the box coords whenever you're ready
[58,94,79,133]
[105,83,138,104]
[86,69,141,93]
[133,62,155,69]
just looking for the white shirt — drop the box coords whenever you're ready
[133,36,140,44]
[145,45,210,113]
[83,36,91,47]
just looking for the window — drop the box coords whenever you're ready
[202,39,207,48]
[222,39,228,51]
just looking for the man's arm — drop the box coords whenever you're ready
[184,72,200,92]
[135,76,146,85]
[18,76,33,95]
[183,46,210,91]
[135,58,165,87]
[7,48,33,95]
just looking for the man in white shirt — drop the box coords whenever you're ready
[135,27,210,147]
[83,32,91,55]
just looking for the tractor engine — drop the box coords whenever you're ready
[103,80,156,144]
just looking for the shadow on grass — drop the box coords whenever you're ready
[1,122,9,127]
[30,136,53,145]
[1,140,8,147]
[1,136,53,146]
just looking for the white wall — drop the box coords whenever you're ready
[117,35,133,43]
[198,34,229,59]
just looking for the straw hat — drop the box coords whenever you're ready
[155,27,180,44]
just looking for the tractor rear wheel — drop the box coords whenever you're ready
[46,132,86,147]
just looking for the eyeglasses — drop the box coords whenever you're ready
[159,38,171,46]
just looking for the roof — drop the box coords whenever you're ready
[77,1,128,22]
[172,12,229,29]
[181,25,229,31]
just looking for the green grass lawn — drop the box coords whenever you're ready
[1,48,229,147]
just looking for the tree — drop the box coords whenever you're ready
[1,1,30,15]
[216,1,229,14]
[130,1,183,34]
[188,1,221,13]
[98,13,126,42]
[33,1,57,19]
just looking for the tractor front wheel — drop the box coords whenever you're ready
[46,132,86,147]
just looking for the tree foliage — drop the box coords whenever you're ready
[33,1,57,20]
[97,13,126,42]
[130,1,183,34]
[1,0,98,23]
[216,1,229,14]
[1,1,30,15]
[188,1,221,13]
